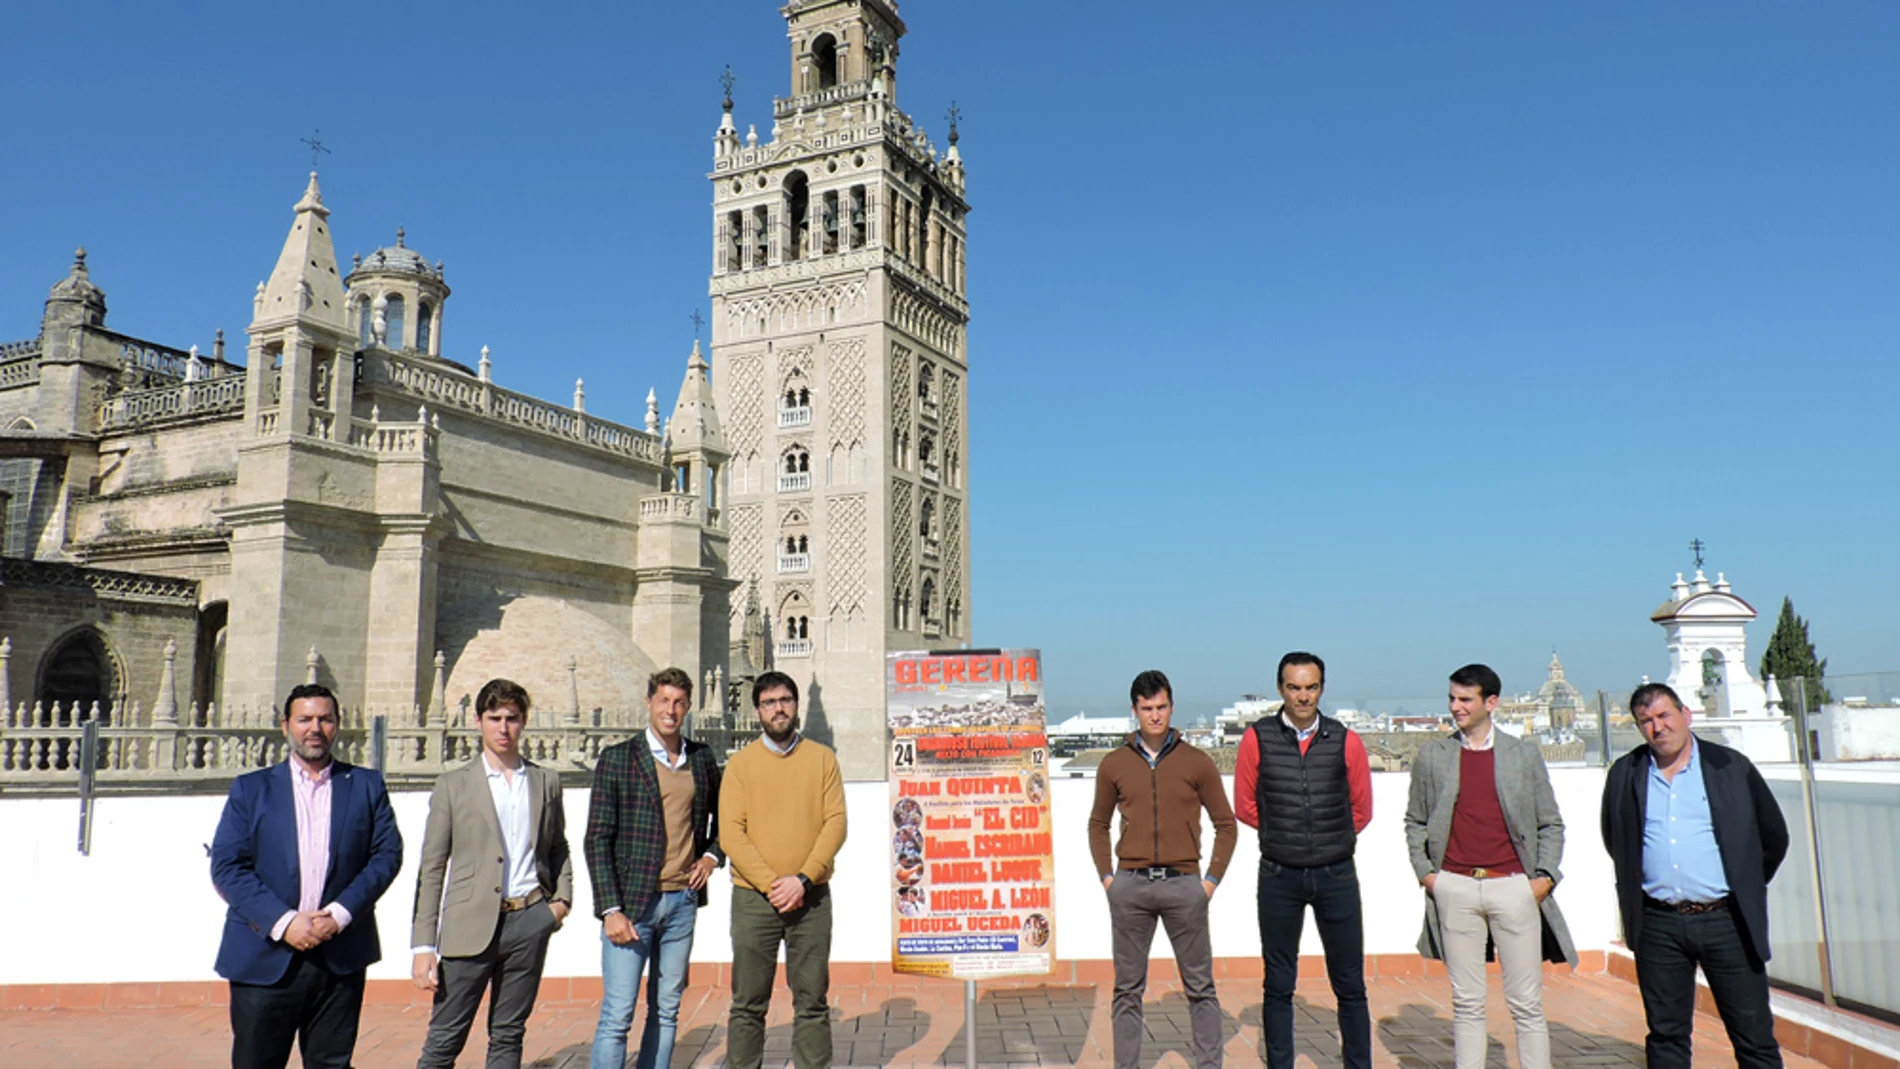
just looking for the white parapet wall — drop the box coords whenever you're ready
[1,768,1621,986]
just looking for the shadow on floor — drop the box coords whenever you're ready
[934,986,1097,1066]
[1377,1002,1646,1069]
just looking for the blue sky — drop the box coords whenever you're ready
[3,2,1896,718]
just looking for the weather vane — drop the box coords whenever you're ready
[945,101,961,145]
[691,309,705,340]
[1689,537,1706,570]
[299,129,331,171]
[720,66,736,112]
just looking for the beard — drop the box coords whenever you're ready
[763,713,801,744]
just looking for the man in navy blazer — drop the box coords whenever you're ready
[211,683,404,1069]
[1601,682,1789,1069]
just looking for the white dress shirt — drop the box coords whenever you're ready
[485,751,541,899]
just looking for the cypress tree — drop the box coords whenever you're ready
[1760,596,1830,713]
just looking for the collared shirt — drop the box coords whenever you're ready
[484,752,541,899]
[1137,729,1175,768]
[760,730,802,756]
[1456,725,1496,751]
[270,758,353,942]
[1641,740,1730,903]
[648,727,690,772]
[1281,711,1320,745]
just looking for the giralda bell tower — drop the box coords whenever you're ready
[709,0,971,779]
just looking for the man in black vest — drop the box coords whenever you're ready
[1232,651,1374,1069]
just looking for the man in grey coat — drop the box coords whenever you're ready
[1404,664,1577,1069]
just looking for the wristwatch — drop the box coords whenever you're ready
[797,874,813,891]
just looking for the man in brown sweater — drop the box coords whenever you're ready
[1088,670,1239,1069]
[718,670,847,1069]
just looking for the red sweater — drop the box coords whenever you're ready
[1442,747,1522,874]
[1232,722,1373,834]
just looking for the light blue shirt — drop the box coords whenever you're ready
[1641,740,1730,903]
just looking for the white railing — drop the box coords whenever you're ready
[776,639,813,658]
[922,619,943,640]
[773,77,874,119]
[778,472,813,493]
[778,406,813,429]
[922,463,940,484]
[255,411,280,435]
[0,699,671,787]
[777,553,810,574]
[921,539,939,560]
[921,398,939,421]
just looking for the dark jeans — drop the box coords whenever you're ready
[728,884,833,1069]
[1258,858,1371,1069]
[1109,872,1221,1069]
[416,903,560,1069]
[1636,902,1784,1069]
[229,952,366,1069]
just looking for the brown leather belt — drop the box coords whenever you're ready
[1646,895,1728,915]
[1443,864,1521,880]
[500,888,546,912]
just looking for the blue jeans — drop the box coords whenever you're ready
[1257,858,1371,1069]
[591,890,698,1069]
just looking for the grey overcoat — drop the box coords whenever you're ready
[1402,729,1578,965]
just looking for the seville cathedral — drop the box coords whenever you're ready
[0,0,970,781]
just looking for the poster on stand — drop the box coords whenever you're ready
[887,648,1054,980]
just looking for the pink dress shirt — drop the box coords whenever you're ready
[269,758,355,942]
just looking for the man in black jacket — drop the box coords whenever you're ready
[1600,683,1790,1069]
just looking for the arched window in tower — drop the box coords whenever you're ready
[416,302,433,354]
[751,206,770,267]
[850,185,868,249]
[917,189,934,269]
[356,298,373,347]
[725,210,744,272]
[821,190,840,254]
[949,598,962,637]
[385,294,406,350]
[919,496,935,539]
[812,33,840,89]
[922,577,937,623]
[783,171,810,261]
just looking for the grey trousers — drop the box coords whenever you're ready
[1435,871,1549,1069]
[416,903,560,1069]
[1109,872,1221,1069]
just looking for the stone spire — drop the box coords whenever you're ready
[645,388,660,434]
[667,339,726,453]
[256,172,349,333]
[45,247,109,328]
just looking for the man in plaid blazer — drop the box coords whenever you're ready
[584,667,724,1069]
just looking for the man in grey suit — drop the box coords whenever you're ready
[1404,664,1577,1069]
[411,679,574,1069]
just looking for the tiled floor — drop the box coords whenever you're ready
[0,970,1834,1068]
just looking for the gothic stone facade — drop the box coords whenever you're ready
[0,184,734,732]
[711,0,974,778]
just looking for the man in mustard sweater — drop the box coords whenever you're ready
[718,670,848,1069]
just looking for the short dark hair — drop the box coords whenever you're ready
[1449,664,1502,700]
[476,678,532,717]
[752,670,798,707]
[1277,651,1325,686]
[1130,670,1172,705]
[649,667,694,699]
[1630,682,1684,717]
[281,683,338,721]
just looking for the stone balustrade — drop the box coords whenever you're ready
[0,698,665,791]
[98,372,247,429]
[773,77,874,119]
[0,354,40,390]
[369,350,659,463]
